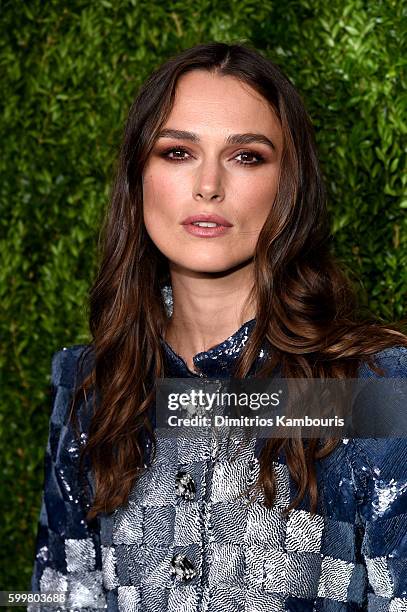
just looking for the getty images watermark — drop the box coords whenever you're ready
[155,377,407,438]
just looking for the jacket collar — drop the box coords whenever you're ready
[159,284,269,378]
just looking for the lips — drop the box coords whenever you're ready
[181,213,233,227]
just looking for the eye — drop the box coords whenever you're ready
[234,150,265,166]
[161,147,192,162]
[160,146,265,166]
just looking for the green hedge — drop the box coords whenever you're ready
[1,0,405,591]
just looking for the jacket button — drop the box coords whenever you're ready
[170,553,197,581]
[175,471,196,500]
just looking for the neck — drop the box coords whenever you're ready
[163,263,256,363]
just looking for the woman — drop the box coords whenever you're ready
[31,42,407,611]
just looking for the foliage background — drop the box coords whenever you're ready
[1,0,405,591]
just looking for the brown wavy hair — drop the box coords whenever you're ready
[71,42,407,521]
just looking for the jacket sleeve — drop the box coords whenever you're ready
[352,346,407,610]
[30,346,106,610]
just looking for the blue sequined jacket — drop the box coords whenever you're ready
[31,313,407,611]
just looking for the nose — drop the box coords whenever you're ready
[193,158,225,202]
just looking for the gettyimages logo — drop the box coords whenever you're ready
[155,377,407,439]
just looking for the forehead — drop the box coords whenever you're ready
[164,70,281,137]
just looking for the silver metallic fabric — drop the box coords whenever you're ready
[30,284,407,610]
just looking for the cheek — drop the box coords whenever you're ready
[143,173,169,227]
[143,167,186,223]
[142,168,187,256]
[232,173,277,227]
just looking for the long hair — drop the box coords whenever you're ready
[71,42,407,520]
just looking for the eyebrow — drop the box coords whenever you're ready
[157,128,276,151]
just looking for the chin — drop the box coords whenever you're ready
[169,255,246,276]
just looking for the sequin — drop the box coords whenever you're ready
[317,556,354,601]
[65,537,95,572]
[36,545,49,563]
[39,567,68,593]
[30,315,407,610]
[67,569,106,608]
[285,509,325,554]
[372,477,407,518]
[365,556,394,598]
[101,545,119,590]
[118,585,140,612]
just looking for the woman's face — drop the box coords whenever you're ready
[142,70,283,275]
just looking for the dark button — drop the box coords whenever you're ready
[175,471,196,500]
[170,553,197,581]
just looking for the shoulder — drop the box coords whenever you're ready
[49,343,94,429]
[347,346,407,519]
[357,344,407,378]
[51,343,94,390]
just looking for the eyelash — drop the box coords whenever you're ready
[160,147,265,166]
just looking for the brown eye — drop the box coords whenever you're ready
[161,147,191,162]
[160,147,265,166]
[234,150,265,166]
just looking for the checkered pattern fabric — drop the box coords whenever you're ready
[30,338,407,611]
